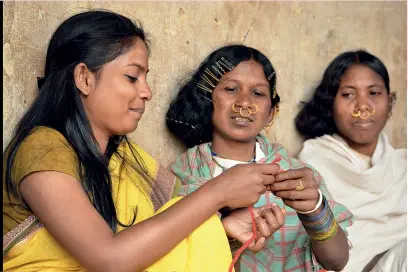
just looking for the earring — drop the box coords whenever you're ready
[264,105,280,135]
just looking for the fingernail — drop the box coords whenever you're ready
[281,208,286,215]
[259,237,265,243]
[272,203,277,207]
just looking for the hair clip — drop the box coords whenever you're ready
[221,57,235,70]
[267,71,276,81]
[204,68,219,82]
[201,74,216,88]
[198,93,213,102]
[166,117,196,129]
[197,83,213,93]
[212,65,223,77]
[218,59,233,71]
[215,61,226,74]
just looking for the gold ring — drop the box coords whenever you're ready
[232,103,240,113]
[295,179,305,191]
[240,108,251,117]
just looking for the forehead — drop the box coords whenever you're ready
[111,37,148,69]
[340,64,385,86]
[222,60,267,81]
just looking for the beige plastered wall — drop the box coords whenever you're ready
[3,1,407,167]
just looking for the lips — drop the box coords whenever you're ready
[231,115,253,123]
[130,108,145,114]
[352,119,374,128]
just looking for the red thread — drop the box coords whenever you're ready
[228,155,282,271]
[228,206,257,272]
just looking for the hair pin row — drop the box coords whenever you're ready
[196,57,235,93]
[166,117,196,129]
[196,57,278,100]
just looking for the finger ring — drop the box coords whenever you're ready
[295,179,305,191]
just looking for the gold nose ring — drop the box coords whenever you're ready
[351,109,360,117]
[232,103,240,113]
[351,108,375,119]
[240,108,251,117]
[251,104,258,114]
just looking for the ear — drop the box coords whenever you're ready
[73,63,96,96]
[388,92,397,118]
[266,108,275,125]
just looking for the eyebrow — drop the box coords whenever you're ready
[222,78,270,88]
[341,83,384,89]
[367,84,384,88]
[126,63,149,74]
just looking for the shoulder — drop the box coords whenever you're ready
[12,126,80,186]
[172,144,201,166]
[16,126,77,161]
[23,126,72,147]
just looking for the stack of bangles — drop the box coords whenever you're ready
[220,189,338,257]
[297,189,339,241]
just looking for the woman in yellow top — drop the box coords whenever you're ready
[3,10,283,272]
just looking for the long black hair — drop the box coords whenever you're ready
[295,50,390,139]
[4,10,163,232]
[166,44,281,148]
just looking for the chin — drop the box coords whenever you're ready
[116,123,139,135]
[347,133,378,146]
[228,133,258,143]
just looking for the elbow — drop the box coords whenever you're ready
[322,263,347,272]
[321,252,349,272]
[88,261,141,272]
[83,251,142,272]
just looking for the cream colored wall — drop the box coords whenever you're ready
[3,1,407,167]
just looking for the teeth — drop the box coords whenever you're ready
[233,117,251,122]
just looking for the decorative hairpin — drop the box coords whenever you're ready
[198,93,213,102]
[202,74,216,88]
[204,68,219,82]
[267,71,278,99]
[215,61,226,74]
[267,71,276,81]
[212,65,223,77]
[166,117,196,129]
[221,57,235,70]
[196,83,213,93]
[196,57,235,95]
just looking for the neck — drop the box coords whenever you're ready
[211,136,256,162]
[92,127,110,154]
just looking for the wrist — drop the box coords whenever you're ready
[298,195,338,241]
[199,178,225,210]
[295,189,323,215]
[305,205,323,218]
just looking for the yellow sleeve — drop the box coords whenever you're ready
[12,126,80,196]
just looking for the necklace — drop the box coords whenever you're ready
[210,148,256,172]
[210,147,256,162]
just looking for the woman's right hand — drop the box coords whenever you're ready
[207,163,280,208]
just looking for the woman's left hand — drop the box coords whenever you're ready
[222,204,286,252]
[270,167,320,214]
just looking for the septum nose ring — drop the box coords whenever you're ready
[351,108,375,120]
[232,103,258,117]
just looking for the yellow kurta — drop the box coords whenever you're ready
[3,127,232,271]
